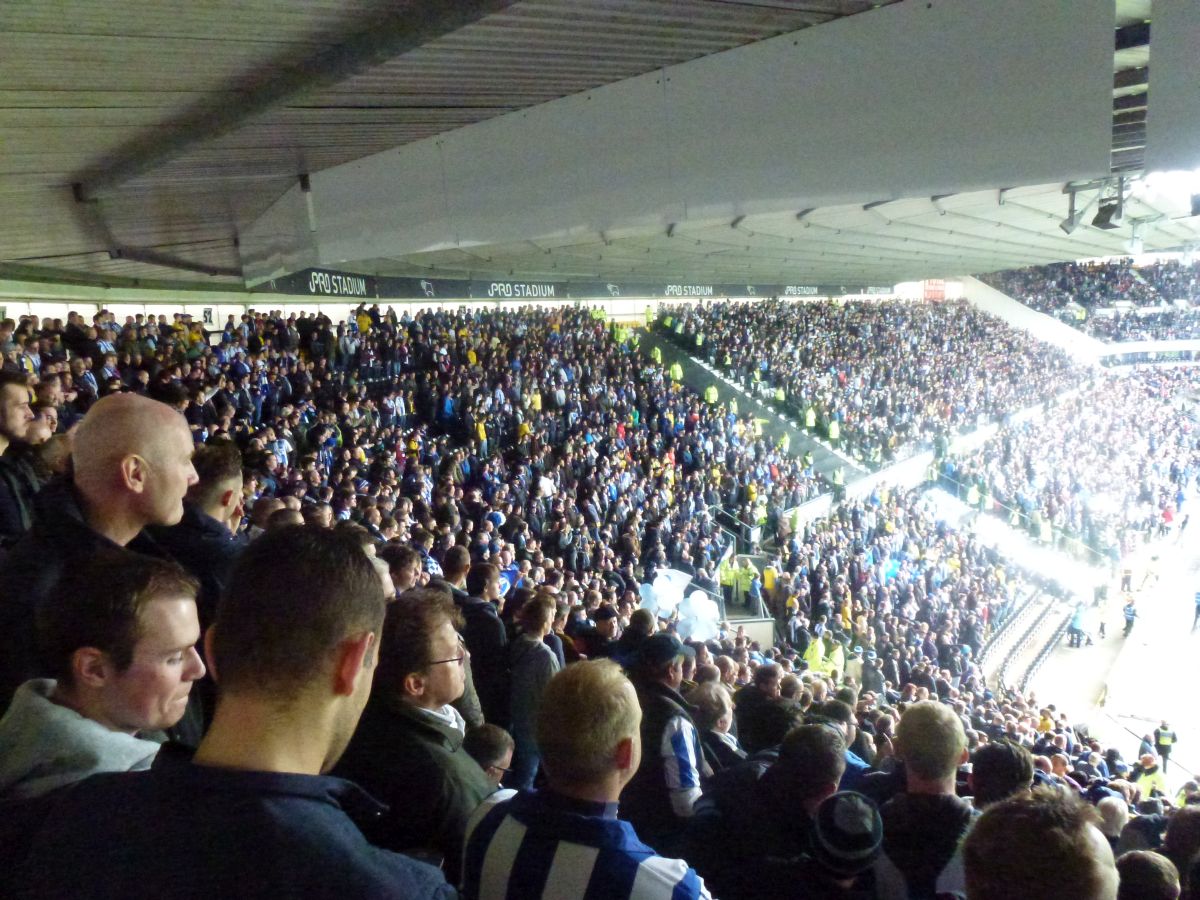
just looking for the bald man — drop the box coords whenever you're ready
[0,393,198,713]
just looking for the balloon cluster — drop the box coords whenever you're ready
[638,569,722,643]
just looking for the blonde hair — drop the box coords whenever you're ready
[537,660,641,784]
[689,682,732,731]
[896,700,967,780]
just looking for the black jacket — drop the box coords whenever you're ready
[450,587,509,727]
[700,729,747,774]
[333,693,493,883]
[0,449,41,545]
[0,481,135,712]
[878,792,975,899]
[147,504,245,631]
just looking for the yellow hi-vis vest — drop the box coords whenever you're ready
[803,639,825,672]
[704,385,719,404]
[669,362,683,382]
[736,564,756,593]
[719,560,736,587]
[806,407,817,429]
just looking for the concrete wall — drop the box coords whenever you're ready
[960,276,1108,364]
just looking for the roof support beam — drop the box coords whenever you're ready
[74,0,517,200]
[1114,67,1149,89]
[1113,93,1148,111]
[108,248,241,278]
[1114,21,1150,51]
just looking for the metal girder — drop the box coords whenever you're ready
[108,248,242,278]
[73,0,517,200]
[1114,93,1148,111]
[1114,67,1149,89]
[1114,21,1150,51]
[1113,110,1147,126]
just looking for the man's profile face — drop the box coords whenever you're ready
[486,746,514,788]
[0,383,34,441]
[422,619,467,708]
[103,596,205,733]
[144,421,199,526]
[762,673,782,698]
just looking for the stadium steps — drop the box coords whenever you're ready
[640,331,866,485]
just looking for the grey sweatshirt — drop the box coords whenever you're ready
[0,679,160,800]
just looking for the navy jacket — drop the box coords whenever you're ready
[147,504,245,631]
[1,752,455,899]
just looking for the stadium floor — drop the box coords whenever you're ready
[1030,531,1200,793]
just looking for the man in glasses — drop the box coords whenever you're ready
[335,587,495,884]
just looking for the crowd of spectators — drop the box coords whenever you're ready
[982,257,1200,342]
[659,299,1083,468]
[942,367,1200,563]
[0,302,1196,899]
[0,304,826,591]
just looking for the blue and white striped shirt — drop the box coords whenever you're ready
[463,789,711,900]
[661,716,703,818]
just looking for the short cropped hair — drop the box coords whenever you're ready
[376,589,462,693]
[964,788,1114,900]
[1115,850,1179,900]
[0,371,30,393]
[818,699,856,729]
[516,593,556,634]
[754,663,781,687]
[441,545,470,581]
[38,549,198,686]
[895,701,967,780]
[211,526,386,698]
[537,660,641,785]
[462,724,515,772]
[379,543,420,574]
[268,507,304,529]
[465,563,498,597]
[690,682,733,731]
[186,438,243,507]
[776,724,848,801]
[756,702,807,748]
[780,674,801,700]
[971,740,1034,808]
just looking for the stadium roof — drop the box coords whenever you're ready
[2,0,1193,291]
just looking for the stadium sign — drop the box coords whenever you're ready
[475,281,559,299]
[664,284,715,297]
[265,268,377,298]
[259,269,892,302]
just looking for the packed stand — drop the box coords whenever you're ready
[942,366,1200,563]
[659,299,1083,468]
[0,306,1196,899]
[982,257,1200,342]
[0,305,822,588]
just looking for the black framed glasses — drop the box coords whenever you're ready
[429,638,467,667]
